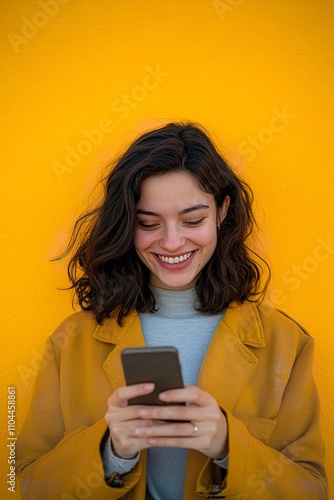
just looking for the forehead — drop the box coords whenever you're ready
[137,172,215,210]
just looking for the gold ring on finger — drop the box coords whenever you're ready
[191,422,198,435]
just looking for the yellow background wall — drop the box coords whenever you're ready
[1,0,333,497]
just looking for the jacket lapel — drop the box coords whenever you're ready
[197,301,265,412]
[186,302,266,498]
[93,310,145,392]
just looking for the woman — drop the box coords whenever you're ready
[17,122,328,499]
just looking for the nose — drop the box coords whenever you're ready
[160,224,186,252]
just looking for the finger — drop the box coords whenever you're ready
[159,386,213,406]
[105,403,158,427]
[145,421,228,459]
[134,420,195,438]
[108,383,155,407]
[146,436,204,449]
[137,404,204,423]
[108,422,153,458]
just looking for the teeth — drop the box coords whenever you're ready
[158,252,193,264]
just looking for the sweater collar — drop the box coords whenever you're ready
[93,300,265,348]
[144,286,198,317]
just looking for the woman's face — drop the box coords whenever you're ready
[134,171,230,291]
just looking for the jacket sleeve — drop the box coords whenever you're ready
[196,337,328,499]
[16,337,145,500]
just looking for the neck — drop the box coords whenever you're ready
[150,285,198,317]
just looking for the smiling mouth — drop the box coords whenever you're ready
[156,251,194,264]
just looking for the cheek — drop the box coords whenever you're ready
[195,225,217,249]
[133,230,153,252]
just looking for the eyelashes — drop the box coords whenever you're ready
[137,218,206,230]
[137,222,159,229]
[184,218,205,226]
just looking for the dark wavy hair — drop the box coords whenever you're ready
[61,122,270,325]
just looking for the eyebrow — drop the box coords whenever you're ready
[136,204,210,216]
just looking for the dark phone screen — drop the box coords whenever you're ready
[121,346,184,405]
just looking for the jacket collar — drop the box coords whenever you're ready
[221,300,265,348]
[93,307,141,345]
[92,300,265,348]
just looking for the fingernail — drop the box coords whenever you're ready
[144,383,154,391]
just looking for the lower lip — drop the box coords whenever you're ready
[153,251,197,270]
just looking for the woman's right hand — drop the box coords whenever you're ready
[104,383,158,459]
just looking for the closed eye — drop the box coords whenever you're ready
[185,218,205,226]
[137,221,160,230]
[137,218,206,229]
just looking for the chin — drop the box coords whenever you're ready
[160,278,197,290]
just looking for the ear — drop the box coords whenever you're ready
[217,196,230,227]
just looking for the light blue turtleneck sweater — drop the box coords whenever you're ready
[103,287,227,500]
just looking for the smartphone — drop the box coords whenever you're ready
[121,346,184,406]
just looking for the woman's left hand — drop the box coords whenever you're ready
[133,385,228,460]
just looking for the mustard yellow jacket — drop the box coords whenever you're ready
[17,301,328,499]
